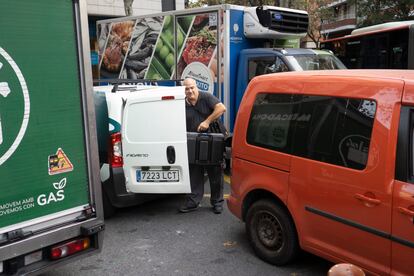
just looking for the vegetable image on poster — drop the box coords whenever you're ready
[122,17,162,79]
[146,15,193,80]
[146,15,174,80]
[177,12,219,92]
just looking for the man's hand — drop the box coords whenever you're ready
[198,103,226,133]
[197,120,210,132]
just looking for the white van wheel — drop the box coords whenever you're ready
[102,185,116,218]
[246,199,298,265]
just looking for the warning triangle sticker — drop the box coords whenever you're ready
[48,148,74,175]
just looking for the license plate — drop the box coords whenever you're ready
[24,250,42,265]
[136,170,179,182]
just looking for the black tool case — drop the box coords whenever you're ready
[187,132,225,165]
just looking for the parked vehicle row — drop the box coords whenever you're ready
[4,1,413,275]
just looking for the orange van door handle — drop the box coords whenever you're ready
[354,193,381,205]
[397,207,414,217]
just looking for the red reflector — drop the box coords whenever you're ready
[51,248,62,259]
[162,96,175,100]
[50,238,90,260]
[108,132,123,168]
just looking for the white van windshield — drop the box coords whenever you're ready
[286,54,346,71]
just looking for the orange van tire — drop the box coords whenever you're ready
[246,199,299,265]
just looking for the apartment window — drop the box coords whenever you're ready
[162,0,176,11]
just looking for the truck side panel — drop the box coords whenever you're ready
[0,0,91,232]
[0,0,104,274]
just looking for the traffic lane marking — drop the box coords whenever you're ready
[224,174,230,184]
[202,174,230,199]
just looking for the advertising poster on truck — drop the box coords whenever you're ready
[98,10,223,96]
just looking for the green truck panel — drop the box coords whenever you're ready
[0,0,90,229]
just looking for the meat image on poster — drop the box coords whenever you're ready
[177,12,220,93]
[99,20,135,78]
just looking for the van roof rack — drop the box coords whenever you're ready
[93,79,183,93]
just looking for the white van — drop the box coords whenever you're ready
[94,84,191,216]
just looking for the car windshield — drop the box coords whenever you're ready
[285,54,346,71]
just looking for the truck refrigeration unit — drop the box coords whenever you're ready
[0,0,104,274]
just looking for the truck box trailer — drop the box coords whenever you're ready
[0,0,104,274]
[94,5,346,213]
[96,5,345,133]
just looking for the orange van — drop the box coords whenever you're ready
[227,70,414,275]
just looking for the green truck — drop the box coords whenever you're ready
[0,0,104,274]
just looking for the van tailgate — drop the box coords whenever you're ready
[122,87,191,194]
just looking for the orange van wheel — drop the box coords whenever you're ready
[246,199,299,265]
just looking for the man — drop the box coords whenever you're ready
[180,78,226,214]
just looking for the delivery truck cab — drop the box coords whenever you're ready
[235,48,345,122]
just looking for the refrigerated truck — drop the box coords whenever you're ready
[96,5,345,133]
[94,5,346,213]
[0,0,104,274]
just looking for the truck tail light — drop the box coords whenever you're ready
[109,132,123,168]
[50,238,90,260]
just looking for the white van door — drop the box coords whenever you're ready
[122,86,191,194]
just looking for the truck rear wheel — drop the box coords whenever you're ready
[245,199,298,265]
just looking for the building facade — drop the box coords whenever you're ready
[87,0,185,17]
[321,0,356,39]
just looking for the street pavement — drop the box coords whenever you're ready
[42,178,332,276]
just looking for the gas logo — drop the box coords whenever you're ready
[37,178,66,206]
[0,47,30,166]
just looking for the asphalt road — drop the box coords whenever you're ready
[43,179,332,276]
